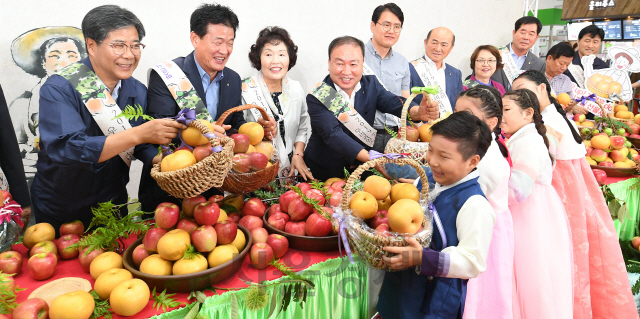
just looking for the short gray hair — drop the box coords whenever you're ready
[81,5,145,44]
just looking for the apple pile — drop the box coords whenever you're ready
[585,132,639,168]
[134,199,247,277]
[230,122,276,174]
[348,176,424,235]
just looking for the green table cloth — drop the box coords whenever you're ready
[612,178,640,240]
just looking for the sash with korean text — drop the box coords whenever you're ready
[411,57,452,116]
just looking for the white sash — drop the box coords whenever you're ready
[309,82,376,147]
[411,57,452,116]
[362,62,400,127]
[56,62,133,166]
[241,72,292,177]
[498,46,520,86]
[567,64,586,89]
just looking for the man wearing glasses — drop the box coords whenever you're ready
[409,27,463,115]
[364,3,411,154]
[31,5,185,234]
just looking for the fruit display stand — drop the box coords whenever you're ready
[9,236,372,318]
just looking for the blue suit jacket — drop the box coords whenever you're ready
[409,62,463,111]
[304,75,415,181]
[139,52,244,211]
[32,58,154,231]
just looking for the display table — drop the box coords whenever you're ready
[11,237,369,318]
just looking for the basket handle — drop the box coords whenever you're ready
[189,119,222,148]
[340,157,429,211]
[399,93,433,140]
[214,104,270,126]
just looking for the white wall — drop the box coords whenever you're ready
[0,0,523,199]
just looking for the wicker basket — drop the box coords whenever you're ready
[384,93,431,165]
[150,119,234,198]
[337,157,433,271]
[215,104,280,195]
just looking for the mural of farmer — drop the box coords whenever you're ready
[9,26,87,187]
[583,46,640,102]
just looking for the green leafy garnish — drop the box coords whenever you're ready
[181,245,199,260]
[90,290,113,319]
[0,272,24,314]
[291,186,330,220]
[384,125,398,138]
[151,287,182,312]
[253,180,289,203]
[112,104,154,121]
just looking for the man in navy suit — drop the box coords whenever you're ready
[409,27,463,114]
[304,36,439,182]
[139,3,276,211]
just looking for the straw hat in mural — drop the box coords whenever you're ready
[11,26,87,78]
[608,47,640,72]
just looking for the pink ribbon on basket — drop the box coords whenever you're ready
[0,201,24,229]
[332,213,354,264]
[368,150,410,160]
[162,109,222,156]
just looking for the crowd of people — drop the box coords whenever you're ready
[1,2,639,319]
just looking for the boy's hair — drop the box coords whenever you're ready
[430,111,491,160]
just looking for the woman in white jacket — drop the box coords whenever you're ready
[242,26,312,180]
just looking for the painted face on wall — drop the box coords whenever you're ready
[42,39,81,76]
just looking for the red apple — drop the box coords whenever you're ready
[192,225,217,252]
[154,202,180,229]
[592,169,608,185]
[56,234,80,259]
[296,183,311,194]
[332,180,346,190]
[284,221,306,236]
[249,152,269,171]
[239,215,263,231]
[12,298,49,319]
[632,236,640,250]
[609,136,625,149]
[631,134,640,139]
[305,213,332,237]
[573,114,586,122]
[590,149,608,162]
[374,224,391,237]
[242,198,266,218]
[368,210,389,229]
[279,190,299,213]
[329,191,343,207]
[267,214,287,231]
[30,241,57,258]
[405,126,420,142]
[28,253,57,280]
[175,145,191,152]
[624,132,630,137]
[232,153,251,173]
[230,134,250,153]
[585,147,593,157]
[143,228,168,252]
[251,227,269,243]
[325,186,337,196]
[59,220,84,237]
[250,243,274,270]
[131,244,150,268]
[0,251,22,275]
[194,201,221,226]
[610,149,627,162]
[599,161,614,167]
[266,234,289,259]
[228,212,242,223]
[208,195,224,203]
[182,195,207,217]
[193,144,214,162]
[214,220,238,245]
[288,197,313,221]
[176,217,199,235]
[267,204,284,217]
[305,189,326,206]
[78,247,104,273]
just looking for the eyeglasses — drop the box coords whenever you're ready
[107,43,146,56]
[476,59,497,65]
[377,23,402,34]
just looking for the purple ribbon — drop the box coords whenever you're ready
[171,108,196,125]
[332,213,354,264]
[161,108,222,156]
[576,94,597,106]
[428,202,446,248]
[368,150,409,160]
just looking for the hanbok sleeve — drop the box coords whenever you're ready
[419,195,495,279]
[507,133,552,204]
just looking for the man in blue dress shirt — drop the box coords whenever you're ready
[31,5,185,234]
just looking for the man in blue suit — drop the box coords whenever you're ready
[409,27,463,114]
[139,3,276,211]
[304,36,439,182]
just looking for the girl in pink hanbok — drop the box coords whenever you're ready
[512,70,637,319]
[502,89,574,319]
[457,86,514,319]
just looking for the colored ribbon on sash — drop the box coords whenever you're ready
[161,109,221,156]
[576,94,597,106]
[428,202,446,248]
[0,202,24,229]
[368,150,409,160]
[332,213,354,264]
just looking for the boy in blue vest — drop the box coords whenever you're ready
[376,112,495,319]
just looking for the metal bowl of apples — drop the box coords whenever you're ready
[122,225,252,293]
[262,205,339,252]
[589,165,637,178]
